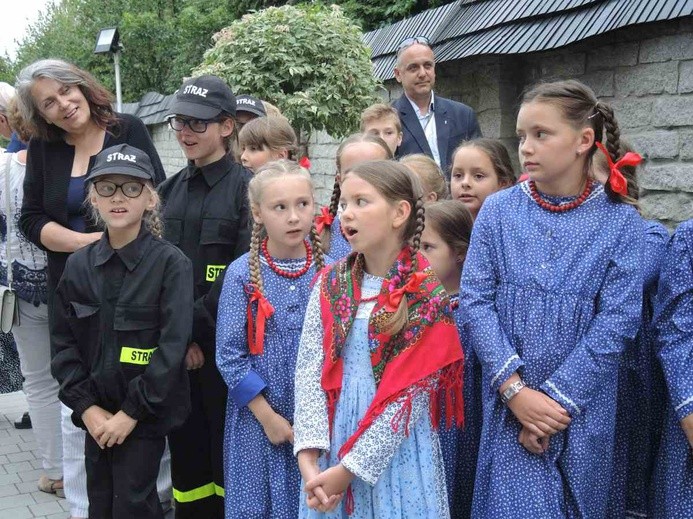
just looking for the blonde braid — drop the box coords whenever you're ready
[145,208,164,239]
[385,198,425,336]
[144,185,164,238]
[409,197,425,272]
[309,222,326,272]
[248,221,265,297]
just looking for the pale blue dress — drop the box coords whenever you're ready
[294,273,449,519]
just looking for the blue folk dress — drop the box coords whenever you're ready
[438,294,482,518]
[328,216,351,261]
[460,182,644,519]
[293,273,449,519]
[651,219,693,519]
[216,251,327,519]
[608,219,669,518]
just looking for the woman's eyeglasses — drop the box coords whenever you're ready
[93,180,145,198]
[397,36,431,51]
[168,116,221,133]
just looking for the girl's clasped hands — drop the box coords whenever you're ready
[501,374,572,455]
[298,449,353,512]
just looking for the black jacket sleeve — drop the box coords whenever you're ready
[192,268,225,354]
[50,265,98,419]
[233,175,252,260]
[20,140,50,250]
[120,253,193,421]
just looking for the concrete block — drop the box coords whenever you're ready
[478,109,501,139]
[0,474,20,487]
[28,501,64,516]
[610,98,653,129]
[5,452,32,464]
[679,131,693,159]
[537,52,586,79]
[640,191,693,222]
[2,462,31,475]
[0,484,18,498]
[581,70,615,97]
[625,131,680,159]
[615,62,679,96]
[652,96,693,128]
[678,60,693,93]
[640,33,693,63]
[587,42,639,71]
[0,493,33,511]
[0,506,32,519]
[640,163,693,192]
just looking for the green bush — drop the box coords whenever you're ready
[193,4,380,139]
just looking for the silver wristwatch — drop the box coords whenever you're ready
[500,380,526,404]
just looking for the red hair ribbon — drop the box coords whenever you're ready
[298,156,311,169]
[595,142,641,197]
[384,272,428,312]
[245,284,275,355]
[314,206,334,235]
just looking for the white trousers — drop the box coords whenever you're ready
[13,300,62,479]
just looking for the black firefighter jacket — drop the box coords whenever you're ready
[50,227,192,437]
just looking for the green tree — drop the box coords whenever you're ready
[0,55,14,84]
[338,0,453,31]
[194,4,379,139]
[13,0,237,101]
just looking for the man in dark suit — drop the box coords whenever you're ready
[392,37,482,177]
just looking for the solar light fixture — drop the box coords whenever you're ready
[94,27,123,111]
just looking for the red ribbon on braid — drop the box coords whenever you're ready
[245,284,275,355]
[314,206,334,235]
[298,156,311,169]
[595,142,641,197]
[384,272,428,312]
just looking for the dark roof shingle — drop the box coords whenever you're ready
[367,0,693,80]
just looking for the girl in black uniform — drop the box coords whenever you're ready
[158,75,252,518]
[51,144,192,519]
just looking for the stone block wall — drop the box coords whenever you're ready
[151,17,693,227]
[150,123,186,178]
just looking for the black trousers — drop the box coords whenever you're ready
[168,360,227,519]
[85,433,165,519]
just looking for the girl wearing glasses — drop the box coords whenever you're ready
[51,144,192,519]
[15,58,168,519]
[158,75,252,519]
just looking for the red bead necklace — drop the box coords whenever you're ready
[261,238,312,279]
[529,180,593,213]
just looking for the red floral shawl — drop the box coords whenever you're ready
[318,246,464,459]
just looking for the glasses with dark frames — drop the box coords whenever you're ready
[397,36,431,51]
[168,116,222,134]
[93,180,146,199]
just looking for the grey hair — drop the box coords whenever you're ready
[0,83,15,114]
[15,59,115,141]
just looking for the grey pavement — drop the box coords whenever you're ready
[0,391,175,519]
[0,391,67,519]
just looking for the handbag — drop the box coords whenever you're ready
[0,152,20,333]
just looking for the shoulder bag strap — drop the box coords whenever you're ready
[4,153,13,289]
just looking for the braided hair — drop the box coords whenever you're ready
[522,79,638,207]
[343,160,425,335]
